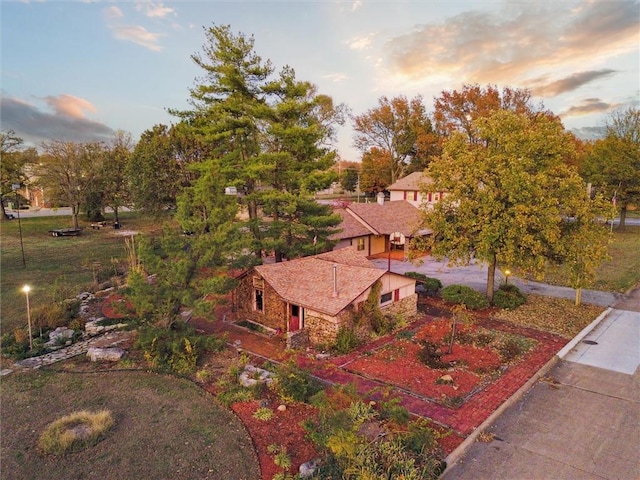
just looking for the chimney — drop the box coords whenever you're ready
[377,192,385,205]
[332,264,338,297]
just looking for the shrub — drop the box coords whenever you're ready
[378,396,410,425]
[273,362,323,403]
[135,323,225,375]
[252,407,274,421]
[38,410,114,455]
[332,325,362,354]
[495,335,536,363]
[416,342,453,369]
[401,418,437,455]
[441,284,489,310]
[406,272,442,295]
[492,285,527,310]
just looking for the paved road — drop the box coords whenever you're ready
[373,256,619,307]
[440,286,640,480]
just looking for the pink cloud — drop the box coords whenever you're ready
[44,94,97,119]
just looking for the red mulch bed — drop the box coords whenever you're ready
[346,318,535,406]
[101,293,136,318]
[212,389,319,479]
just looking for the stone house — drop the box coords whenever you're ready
[234,248,417,347]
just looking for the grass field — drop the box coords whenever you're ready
[1,212,162,332]
[541,225,640,293]
[0,369,260,480]
[2,213,638,334]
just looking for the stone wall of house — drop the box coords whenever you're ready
[287,329,309,349]
[305,314,337,346]
[235,274,287,331]
[381,293,418,319]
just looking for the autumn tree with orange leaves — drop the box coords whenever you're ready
[352,95,439,190]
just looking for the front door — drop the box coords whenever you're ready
[289,304,303,332]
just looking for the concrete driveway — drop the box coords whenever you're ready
[373,255,619,307]
[440,286,640,480]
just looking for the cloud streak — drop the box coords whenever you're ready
[103,6,163,51]
[560,98,619,118]
[136,1,175,18]
[384,1,639,92]
[528,70,617,97]
[0,95,114,147]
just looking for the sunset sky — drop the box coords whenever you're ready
[2,0,638,161]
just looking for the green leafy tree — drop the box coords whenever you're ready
[581,107,640,230]
[0,131,36,220]
[353,95,438,184]
[127,124,190,217]
[103,130,135,223]
[339,164,359,192]
[556,192,613,305]
[418,110,591,301]
[38,140,104,229]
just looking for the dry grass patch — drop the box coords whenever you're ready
[494,294,605,338]
[38,409,114,455]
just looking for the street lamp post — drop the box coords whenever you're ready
[504,270,511,285]
[12,184,26,267]
[22,285,32,350]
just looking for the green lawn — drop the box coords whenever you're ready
[1,212,161,333]
[541,224,640,293]
[1,369,259,480]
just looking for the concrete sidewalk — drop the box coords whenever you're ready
[440,286,640,480]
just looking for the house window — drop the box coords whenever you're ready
[380,292,392,304]
[254,289,264,313]
[357,237,365,251]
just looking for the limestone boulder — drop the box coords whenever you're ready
[87,347,125,362]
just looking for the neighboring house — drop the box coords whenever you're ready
[330,194,431,258]
[234,247,418,347]
[386,171,444,208]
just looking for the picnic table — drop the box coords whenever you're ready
[49,228,82,237]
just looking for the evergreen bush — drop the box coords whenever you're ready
[492,284,527,310]
[440,284,489,310]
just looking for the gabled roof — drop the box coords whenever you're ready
[253,248,386,316]
[329,207,373,240]
[345,200,422,237]
[386,171,433,192]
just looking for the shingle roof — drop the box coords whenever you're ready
[386,171,433,192]
[345,201,422,236]
[254,248,385,316]
[329,207,374,240]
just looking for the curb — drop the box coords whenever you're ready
[440,305,615,478]
[440,353,559,476]
[557,307,612,359]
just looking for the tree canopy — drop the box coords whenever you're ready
[172,24,344,262]
[581,107,640,230]
[38,140,105,229]
[417,110,609,302]
[433,84,551,144]
[352,95,439,184]
[1,131,37,220]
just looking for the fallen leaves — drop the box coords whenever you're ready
[493,294,605,338]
